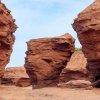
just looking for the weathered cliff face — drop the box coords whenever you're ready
[25,34,75,88]
[0,2,17,78]
[72,0,100,87]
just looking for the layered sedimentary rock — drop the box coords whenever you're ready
[1,67,30,86]
[0,2,17,78]
[25,33,75,88]
[60,50,88,83]
[72,0,100,87]
[58,80,91,89]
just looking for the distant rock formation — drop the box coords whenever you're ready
[72,0,100,87]
[60,50,88,83]
[25,33,75,88]
[0,2,17,78]
[1,67,31,86]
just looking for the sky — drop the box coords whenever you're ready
[1,0,94,67]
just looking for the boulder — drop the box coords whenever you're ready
[58,80,92,89]
[60,68,88,83]
[72,0,100,87]
[15,78,31,87]
[0,2,17,78]
[25,33,75,88]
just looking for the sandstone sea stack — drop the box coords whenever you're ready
[25,33,75,88]
[72,0,100,87]
[0,2,17,78]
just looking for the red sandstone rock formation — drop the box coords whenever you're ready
[58,80,91,89]
[72,0,100,87]
[2,50,88,87]
[60,50,88,83]
[0,2,17,78]
[25,33,75,88]
[1,67,31,86]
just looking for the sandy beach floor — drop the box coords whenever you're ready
[0,85,100,100]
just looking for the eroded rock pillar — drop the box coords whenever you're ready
[25,34,75,88]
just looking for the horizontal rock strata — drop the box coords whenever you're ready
[60,50,88,83]
[1,67,30,86]
[58,80,92,89]
[25,33,75,88]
